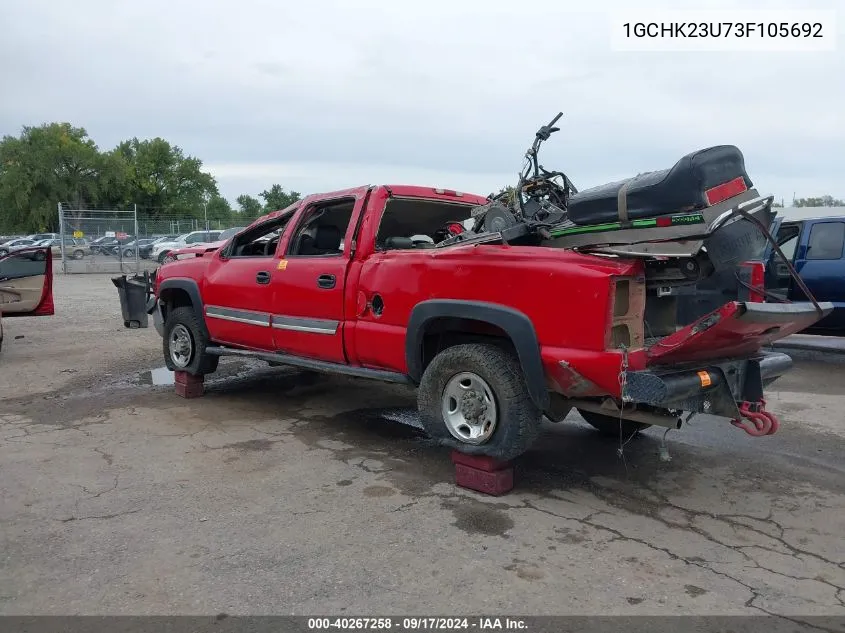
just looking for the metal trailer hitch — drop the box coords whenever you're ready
[731,399,780,436]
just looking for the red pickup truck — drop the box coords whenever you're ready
[149,184,828,460]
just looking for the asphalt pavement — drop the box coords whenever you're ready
[0,275,843,623]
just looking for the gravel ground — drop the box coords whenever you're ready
[1,274,844,624]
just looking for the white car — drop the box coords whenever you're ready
[0,238,36,257]
[150,230,222,263]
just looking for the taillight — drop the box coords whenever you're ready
[607,276,646,350]
[704,176,748,205]
[738,260,765,302]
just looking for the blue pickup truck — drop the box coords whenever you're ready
[673,209,845,335]
[765,211,845,333]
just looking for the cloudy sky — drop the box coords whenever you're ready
[1,0,842,206]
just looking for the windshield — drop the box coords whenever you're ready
[174,234,190,242]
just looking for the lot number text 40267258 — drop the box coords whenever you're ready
[307,617,528,630]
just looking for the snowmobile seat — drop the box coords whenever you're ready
[567,145,753,226]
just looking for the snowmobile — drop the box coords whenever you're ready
[439,113,794,292]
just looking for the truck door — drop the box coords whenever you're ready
[764,219,800,301]
[791,219,845,330]
[201,214,295,351]
[271,188,370,364]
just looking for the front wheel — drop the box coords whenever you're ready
[578,409,651,441]
[72,249,84,260]
[162,306,219,375]
[123,249,134,258]
[0,249,8,257]
[417,343,542,461]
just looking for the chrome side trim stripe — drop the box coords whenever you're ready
[205,305,271,328]
[271,315,339,335]
[205,305,339,335]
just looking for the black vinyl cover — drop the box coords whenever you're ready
[567,145,753,226]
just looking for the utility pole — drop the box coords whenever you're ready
[204,202,209,231]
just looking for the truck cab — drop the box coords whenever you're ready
[766,214,845,333]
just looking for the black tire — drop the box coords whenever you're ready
[72,250,84,260]
[33,251,46,261]
[578,409,651,440]
[162,306,219,375]
[417,343,542,461]
[158,251,170,264]
[0,249,8,257]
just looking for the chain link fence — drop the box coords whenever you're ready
[57,204,249,274]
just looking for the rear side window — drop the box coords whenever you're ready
[807,222,845,260]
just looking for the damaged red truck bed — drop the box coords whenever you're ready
[148,184,832,460]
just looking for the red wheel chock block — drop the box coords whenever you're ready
[174,371,204,398]
[451,450,514,496]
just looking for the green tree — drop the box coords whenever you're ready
[493,185,517,203]
[792,195,845,207]
[114,137,218,217]
[205,194,233,224]
[0,123,105,232]
[259,184,300,211]
[236,194,263,218]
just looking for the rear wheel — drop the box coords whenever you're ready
[417,343,541,461]
[123,249,134,258]
[72,249,84,259]
[578,409,651,440]
[162,306,219,375]
[0,248,8,257]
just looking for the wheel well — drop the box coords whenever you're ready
[420,317,515,373]
[159,287,193,321]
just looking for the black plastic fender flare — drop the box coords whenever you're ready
[157,278,209,339]
[406,299,549,410]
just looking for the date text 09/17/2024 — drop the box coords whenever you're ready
[307,618,528,630]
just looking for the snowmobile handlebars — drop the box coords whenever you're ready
[526,112,563,179]
[510,111,576,219]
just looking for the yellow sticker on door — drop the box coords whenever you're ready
[277,259,288,270]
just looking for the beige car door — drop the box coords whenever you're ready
[0,247,54,315]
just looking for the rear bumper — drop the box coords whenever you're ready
[622,351,792,419]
